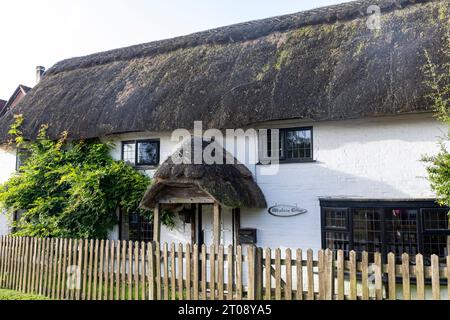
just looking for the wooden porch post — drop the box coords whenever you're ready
[153,203,161,243]
[213,202,221,247]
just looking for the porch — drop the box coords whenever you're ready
[139,138,267,247]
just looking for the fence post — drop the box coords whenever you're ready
[148,242,155,300]
[186,243,192,300]
[274,248,282,300]
[401,253,410,300]
[247,245,255,300]
[415,254,425,300]
[163,243,169,301]
[285,248,292,300]
[210,244,216,300]
[193,244,199,300]
[227,245,234,301]
[218,245,224,300]
[296,249,303,300]
[324,249,333,300]
[264,248,271,300]
[336,250,344,300]
[178,243,184,300]
[349,251,357,300]
[374,252,383,300]
[255,247,263,300]
[361,251,369,300]
[318,250,324,300]
[431,254,440,300]
[23,237,31,293]
[110,240,116,301]
[170,243,176,300]
[387,253,396,300]
[306,249,314,300]
[236,246,243,300]
[155,242,161,300]
[76,239,83,301]
[201,244,207,300]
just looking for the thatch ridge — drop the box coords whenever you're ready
[0,0,448,141]
[48,0,432,75]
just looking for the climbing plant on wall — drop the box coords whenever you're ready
[423,35,450,209]
[0,115,162,239]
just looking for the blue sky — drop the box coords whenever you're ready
[0,0,348,99]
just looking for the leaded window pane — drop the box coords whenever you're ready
[122,142,136,165]
[137,141,159,165]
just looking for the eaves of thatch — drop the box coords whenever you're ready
[0,0,448,141]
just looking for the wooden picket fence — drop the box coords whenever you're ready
[0,236,450,300]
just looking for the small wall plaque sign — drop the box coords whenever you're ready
[268,205,307,217]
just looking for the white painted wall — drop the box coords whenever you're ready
[245,114,445,251]
[0,146,17,235]
[0,113,444,252]
[105,113,445,252]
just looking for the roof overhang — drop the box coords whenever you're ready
[139,138,267,210]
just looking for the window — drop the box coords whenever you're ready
[120,211,153,243]
[129,213,153,243]
[122,142,136,165]
[322,208,350,255]
[16,148,31,170]
[352,208,383,259]
[422,208,450,264]
[321,200,450,264]
[121,140,160,167]
[384,208,419,259]
[265,127,313,162]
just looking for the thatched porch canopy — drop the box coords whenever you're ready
[140,139,267,209]
[0,0,448,141]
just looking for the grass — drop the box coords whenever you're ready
[0,289,50,300]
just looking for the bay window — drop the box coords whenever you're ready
[321,199,450,265]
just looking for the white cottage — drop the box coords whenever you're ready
[0,0,449,266]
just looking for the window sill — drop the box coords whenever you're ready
[133,165,159,170]
[256,159,317,165]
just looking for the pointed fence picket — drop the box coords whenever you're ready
[0,236,449,300]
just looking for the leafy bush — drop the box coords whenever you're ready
[0,115,154,239]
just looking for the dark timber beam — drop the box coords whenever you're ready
[153,203,161,243]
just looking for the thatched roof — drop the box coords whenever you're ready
[140,138,267,209]
[0,100,6,117]
[0,0,448,141]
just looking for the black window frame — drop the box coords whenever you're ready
[264,127,314,163]
[320,199,450,265]
[15,148,32,171]
[121,139,160,168]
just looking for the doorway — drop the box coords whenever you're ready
[197,204,237,247]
